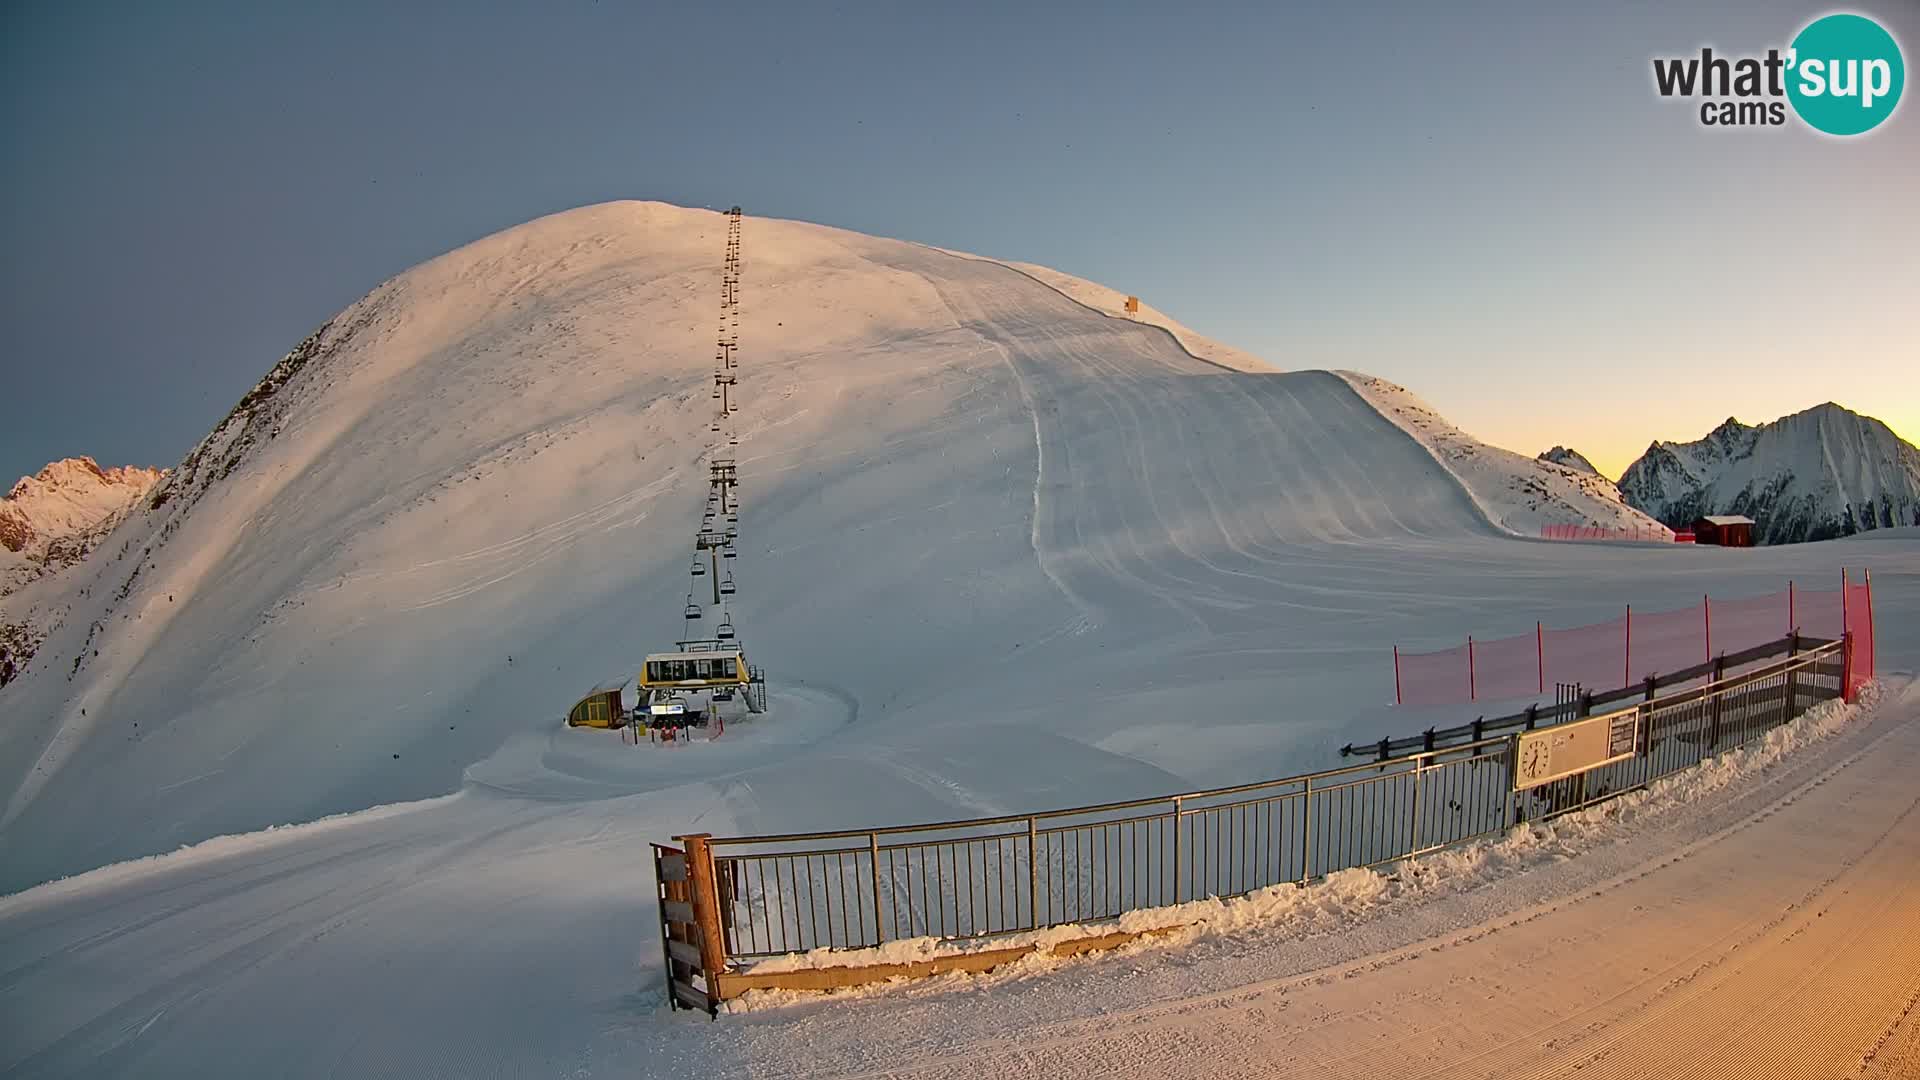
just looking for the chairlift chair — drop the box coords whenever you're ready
[690,555,706,577]
[683,595,702,619]
[719,572,736,595]
[716,615,736,641]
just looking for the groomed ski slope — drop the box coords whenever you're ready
[3,201,1638,891]
[0,202,1915,1077]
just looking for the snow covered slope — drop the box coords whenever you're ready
[988,258,1274,374]
[1620,404,1920,544]
[1340,373,1670,538]
[0,200,1513,890]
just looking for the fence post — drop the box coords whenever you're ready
[678,833,729,985]
[1170,798,1184,903]
[1409,754,1425,854]
[1537,621,1544,694]
[1027,815,1040,928]
[868,832,883,946]
[1298,779,1312,884]
[1708,655,1725,747]
[1393,645,1402,706]
[1502,734,1521,828]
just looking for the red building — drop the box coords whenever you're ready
[1691,514,1755,547]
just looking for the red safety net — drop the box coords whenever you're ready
[1474,631,1545,701]
[1395,642,1471,707]
[1540,616,1629,698]
[1797,585,1844,640]
[1393,579,1860,706]
[1711,590,1793,656]
[1844,574,1876,701]
[1539,524,1674,543]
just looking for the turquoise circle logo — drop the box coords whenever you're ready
[1787,13,1905,135]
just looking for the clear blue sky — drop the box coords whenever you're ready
[3,0,1915,484]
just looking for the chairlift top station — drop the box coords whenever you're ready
[568,206,766,730]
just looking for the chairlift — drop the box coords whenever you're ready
[721,545,738,560]
[719,572,736,595]
[690,555,706,577]
[683,595,702,619]
[716,615,736,641]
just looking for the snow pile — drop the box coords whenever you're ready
[1338,373,1670,538]
[729,687,1871,1010]
[1619,403,1920,544]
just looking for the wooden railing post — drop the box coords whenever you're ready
[678,834,729,988]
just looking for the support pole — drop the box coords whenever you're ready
[1468,636,1477,702]
[1624,605,1632,688]
[1393,645,1402,706]
[1537,621,1545,695]
[1704,594,1712,664]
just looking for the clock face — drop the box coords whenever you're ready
[1521,741,1551,780]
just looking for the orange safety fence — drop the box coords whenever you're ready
[1539,524,1679,543]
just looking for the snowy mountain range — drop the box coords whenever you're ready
[1619,404,1920,545]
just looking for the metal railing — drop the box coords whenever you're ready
[694,639,1846,963]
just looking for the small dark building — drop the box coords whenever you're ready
[1692,514,1755,547]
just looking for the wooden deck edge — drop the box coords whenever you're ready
[710,923,1186,999]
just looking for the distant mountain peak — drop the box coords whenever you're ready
[1537,446,1599,476]
[1619,404,1920,544]
[2,456,164,590]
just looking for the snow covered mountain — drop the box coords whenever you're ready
[1538,446,1599,476]
[1341,375,1668,538]
[1,458,164,687]
[1,457,164,598]
[0,201,1685,890]
[1619,404,1920,545]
